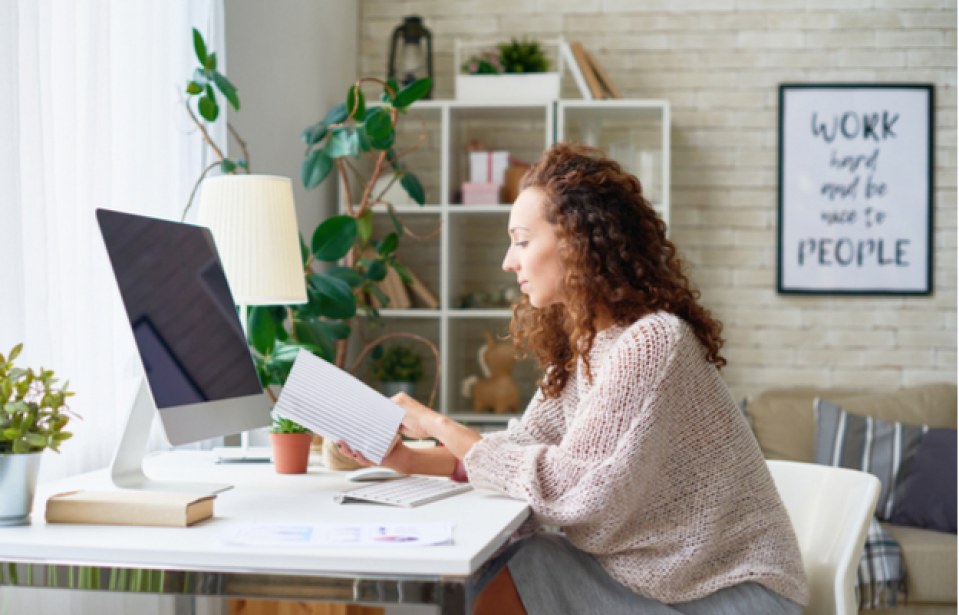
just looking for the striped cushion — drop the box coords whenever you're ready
[815,398,928,520]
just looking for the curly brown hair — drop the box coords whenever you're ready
[510,143,726,398]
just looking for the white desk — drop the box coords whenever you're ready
[0,451,530,614]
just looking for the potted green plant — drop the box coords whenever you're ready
[179,29,441,471]
[268,415,311,474]
[0,343,76,525]
[455,37,560,101]
[371,345,424,398]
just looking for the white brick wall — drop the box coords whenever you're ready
[360,0,957,400]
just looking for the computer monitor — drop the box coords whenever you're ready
[96,208,273,492]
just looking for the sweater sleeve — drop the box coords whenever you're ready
[464,317,678,528]
[501,386,566,446]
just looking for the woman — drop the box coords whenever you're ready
[339,144,808,614]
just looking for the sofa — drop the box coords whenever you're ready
[744,383,957,615]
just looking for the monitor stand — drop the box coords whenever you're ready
[110,380,233,494]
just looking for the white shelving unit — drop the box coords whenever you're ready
[345,99,670,423]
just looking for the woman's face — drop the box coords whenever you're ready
[502,187,564,308]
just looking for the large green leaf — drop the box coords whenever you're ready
[311,215,357,261]
[204,51,217,71]
[314,319,351,340]
[400,172,426,205]
[192,28,207,65]
[394,77,432,108]
[265,342,322,382]
[301,122,327,146]
[324,102,348,126]
[213,72,239,111]
[293,320,335,360]
[308,273,356,319]
[302,149,333,189]
[365,259,387,282]
[326,266,363,288]
[294,319,351,361]
[364,108,392,139]
[355,124,372,153]
[381,78,400,103]
[386,205,404,235]
[392,261,413,285]
[248,306,281,355]
[367,126,394,151]
[198,92,218,122]
[377,232,399,257]
[299,235,310,265]
[346,85,366,120]
[357,210,373,245]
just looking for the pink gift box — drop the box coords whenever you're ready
[462,182,500,205]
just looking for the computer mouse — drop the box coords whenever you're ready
[346,467,407,482]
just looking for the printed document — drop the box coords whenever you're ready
[273,349,404,463]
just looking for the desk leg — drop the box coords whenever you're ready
[438,582,469,615]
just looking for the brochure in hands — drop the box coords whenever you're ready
[272,350,405,464]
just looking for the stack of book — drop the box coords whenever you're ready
[562,40,623,100]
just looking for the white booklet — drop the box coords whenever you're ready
[272,349,404,463]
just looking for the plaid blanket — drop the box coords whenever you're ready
[857,518,906,609]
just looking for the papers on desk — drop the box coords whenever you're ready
[272,349,404,463]
[221,522,454,548]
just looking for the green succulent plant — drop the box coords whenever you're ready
[371,345,424,383]
[497,38,550,73]
[270,415,310,435]
[0,344,76,454]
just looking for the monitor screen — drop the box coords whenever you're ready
[97,208,270,445]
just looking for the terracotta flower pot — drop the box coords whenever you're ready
[269,433,312,474]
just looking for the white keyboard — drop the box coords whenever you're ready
[334,476,472,508]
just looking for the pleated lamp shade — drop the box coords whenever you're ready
[197,175,307,306]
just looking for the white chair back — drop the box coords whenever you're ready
[767,460,881,615]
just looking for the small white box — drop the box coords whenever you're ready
[455,73,562,102]
[469,151,510,185]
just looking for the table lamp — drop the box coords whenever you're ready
[197,174,308,458]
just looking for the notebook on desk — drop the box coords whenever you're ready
[334,476,472,508]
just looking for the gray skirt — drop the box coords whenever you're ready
[506,533,802,615]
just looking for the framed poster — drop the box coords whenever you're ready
[778,84,933,295]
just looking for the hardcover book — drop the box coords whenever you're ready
[45,490,215,527]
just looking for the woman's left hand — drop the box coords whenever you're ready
[336,436,409,473]
[390,392,441,440]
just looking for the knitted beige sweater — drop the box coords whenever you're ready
[464,312,809,605]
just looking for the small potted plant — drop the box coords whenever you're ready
[455,36,560,101]
[0,343,76,525]
[371,344,424,398]
[268,414,312,474]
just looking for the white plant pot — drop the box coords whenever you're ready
[455,73,561,102]
[0,452,42,526]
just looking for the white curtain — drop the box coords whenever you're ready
[0,0,226,481]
